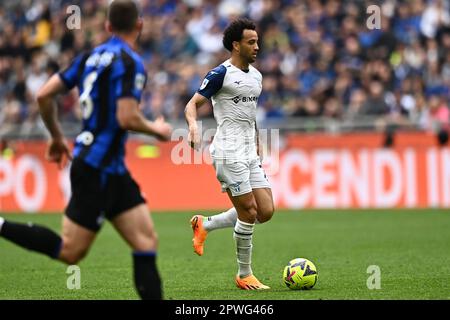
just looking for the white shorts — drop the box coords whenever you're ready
[212,158,271,197]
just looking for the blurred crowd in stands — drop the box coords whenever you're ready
[0,0,449,137]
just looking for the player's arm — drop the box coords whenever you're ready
[36,74,72,168]
[37,52,89,168]
[37,74,67,140]
[116,58,172,140]
[185,66,225,150]
[116,98,172,141]
[184,93,208,150]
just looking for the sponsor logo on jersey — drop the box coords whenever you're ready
[231,96,258,104]
[232,96,241,104]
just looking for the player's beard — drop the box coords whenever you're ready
[247,53,257,64]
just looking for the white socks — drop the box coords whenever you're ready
[0,217,4,234]
[233,218,254,278]
[203,208,238,232]
[203,207,261,232]
[201,210,258,277]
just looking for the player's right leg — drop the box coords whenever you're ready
[0,158,99,264]
[191,199,274,256]
[0,213,96,265]
[0,216,64,261]
[190,158,252,255]
[191,207,238,256]
[190,158,238,256]
[57,157,106,264]
[190,214,208,256]
[58,216,97,264]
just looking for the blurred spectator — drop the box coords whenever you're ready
[426,93,450,130]
[420,0,450,38]
[0,92,21,125]
[360,79,389,116]
[346,88,367,119]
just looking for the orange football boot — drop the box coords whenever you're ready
[190,215,208,256]
[235,274,270,290]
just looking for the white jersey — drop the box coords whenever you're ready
[197,59,262,161]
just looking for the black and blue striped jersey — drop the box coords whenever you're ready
[59,36,147,174]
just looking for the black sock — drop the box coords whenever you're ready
[0,221,62,259]
[133,252,163,300]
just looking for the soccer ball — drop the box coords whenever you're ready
[283,258,318,290]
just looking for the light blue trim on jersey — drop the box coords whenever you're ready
[197,64,227,99]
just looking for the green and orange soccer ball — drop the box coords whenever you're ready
[283,258,318,290]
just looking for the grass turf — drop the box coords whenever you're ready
[0,209,449,300]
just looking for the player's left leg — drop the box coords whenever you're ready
[250,158,274,223]
[226,189,269,290]
[107,171,162,300]
[111,204,162,300]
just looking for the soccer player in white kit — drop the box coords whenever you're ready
[185,19,274,290]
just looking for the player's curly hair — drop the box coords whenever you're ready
[222,18,256,52]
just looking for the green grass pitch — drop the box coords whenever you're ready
[0,209,449,300]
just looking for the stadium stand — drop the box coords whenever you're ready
[0,0,449,140]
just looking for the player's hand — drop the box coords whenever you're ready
[188,125,201,151]
[153,116,172,141]
[46,137,72,169]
